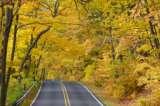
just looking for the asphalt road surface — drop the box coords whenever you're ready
[31,80,104,106]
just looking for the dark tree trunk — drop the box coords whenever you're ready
[5,2,21,104]
[143,0,160,49]
[0,6,13,106]
[0,1,4,86]
[11,14,19,62]
[7,13,19,76]
[33,55,42,81]
[33,41,45,81]
[40,68,46,81]
[149,17,159,49]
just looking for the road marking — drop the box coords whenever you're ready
[63,83,71,106]
[30,82,43,106]
[80,83,104,106]
[60,81,68,106]
[61,81,71,106]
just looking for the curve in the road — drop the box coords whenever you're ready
[31,80,104,106]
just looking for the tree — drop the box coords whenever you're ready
[0,1,14,106]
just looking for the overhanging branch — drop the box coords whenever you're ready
[19,26,51,72]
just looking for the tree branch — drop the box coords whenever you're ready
[19,26,51,72]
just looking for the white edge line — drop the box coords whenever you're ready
[80,83,104,106]
[30,82,43,106]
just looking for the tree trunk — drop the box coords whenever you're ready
[4,15,18,106]
[33,55,42,81]
[0,6,13,106]
[148,17,159,49]
[143,0,159,49]
[0,1,4,86]
[33,41,45,81]
[11,14,19,62]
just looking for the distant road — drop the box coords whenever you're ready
[31,80,104,106]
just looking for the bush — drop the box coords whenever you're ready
[101,60,139,99]
[136,44,152,57]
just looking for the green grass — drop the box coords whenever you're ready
[7,85,24,105]
[7,78,36,105]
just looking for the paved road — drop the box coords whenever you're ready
[31,81,65,106]
[31,80,104,106]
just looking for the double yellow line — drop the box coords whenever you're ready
[61,81,71,106]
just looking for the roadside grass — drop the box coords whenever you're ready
[20,83,40,106]
[7,85,24,105]
[7,78,36,105]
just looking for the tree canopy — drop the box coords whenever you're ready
[1,0,160,106]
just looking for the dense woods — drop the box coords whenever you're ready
[1,0,160,106]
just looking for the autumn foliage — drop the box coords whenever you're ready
[1,0,160,106]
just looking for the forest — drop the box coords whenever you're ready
[1,0,160,106]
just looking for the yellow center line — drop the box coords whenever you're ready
[61,81,71,106]
[61,82,68,106]
[63,84,71,106]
